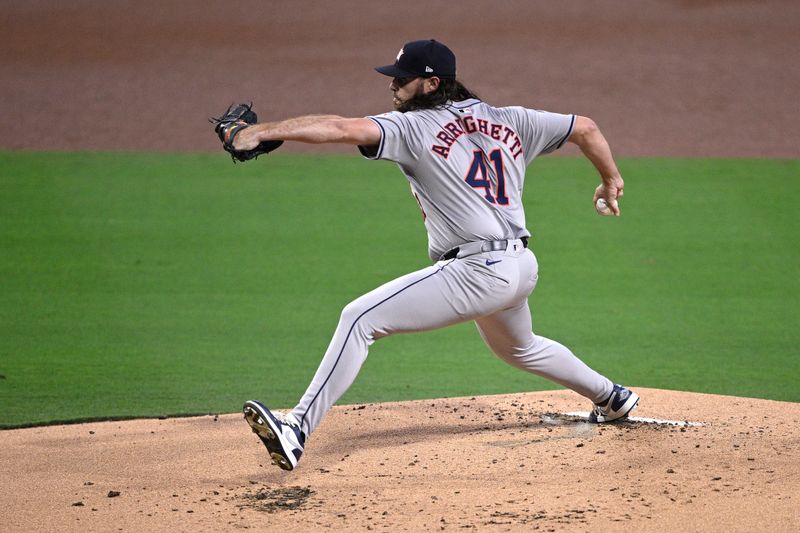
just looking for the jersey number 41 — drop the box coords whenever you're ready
[464,149,509,205]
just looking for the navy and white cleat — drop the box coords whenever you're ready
[589,384,639,423]
[243,400,306,471]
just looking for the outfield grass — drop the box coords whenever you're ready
[1,153,798,427]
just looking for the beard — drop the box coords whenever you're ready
[392,79,477,113]
[394,84,429,113]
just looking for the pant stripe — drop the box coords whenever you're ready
[298,261,451,430]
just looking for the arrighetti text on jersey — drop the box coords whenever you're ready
[431,115,524,160]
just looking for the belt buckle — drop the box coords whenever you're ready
[486,240,506,253]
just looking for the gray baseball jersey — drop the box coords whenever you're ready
[360,99,575,260]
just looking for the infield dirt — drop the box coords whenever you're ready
[1,1,798,531]
[2,389,798,531]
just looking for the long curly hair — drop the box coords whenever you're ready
[398,79,480,112]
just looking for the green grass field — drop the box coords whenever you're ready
[1,152,798,428]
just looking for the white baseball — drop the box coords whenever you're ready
[595,198,615,216]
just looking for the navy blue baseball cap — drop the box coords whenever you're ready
[375,39,456,79]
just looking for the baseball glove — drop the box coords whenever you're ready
[210,102,283,163]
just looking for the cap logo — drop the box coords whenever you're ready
[396,48,404,61]
[425,66,434,73]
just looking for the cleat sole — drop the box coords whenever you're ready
[243,400,302,471]
[271,453,292,470]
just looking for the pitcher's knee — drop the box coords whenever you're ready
[489,336,542,367]
[340,297,371,325]
[499,333,539,357]
[339,297,382,341]
[497,346,531,362]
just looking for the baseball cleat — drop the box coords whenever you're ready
[243,400,305,471]
[589,384,639,423]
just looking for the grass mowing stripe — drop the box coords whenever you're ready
[1,153,798,427]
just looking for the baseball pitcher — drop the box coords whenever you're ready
[213,39,639,471]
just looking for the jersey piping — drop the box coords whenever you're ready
[555,114,576,150]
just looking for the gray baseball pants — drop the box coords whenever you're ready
[291,239,613,437]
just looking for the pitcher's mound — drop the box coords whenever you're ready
[1,388,797,531]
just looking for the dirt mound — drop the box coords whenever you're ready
[1,389,797,531]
